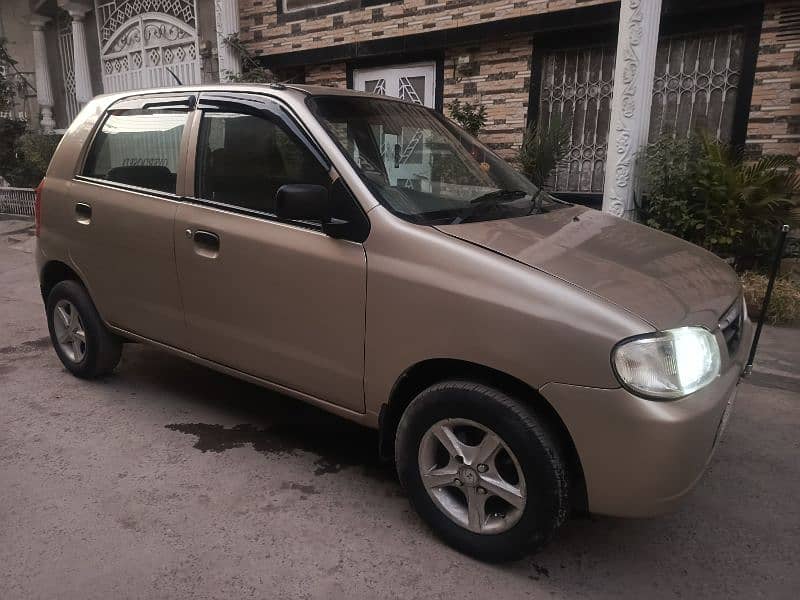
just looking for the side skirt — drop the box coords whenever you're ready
[107,325,377,428]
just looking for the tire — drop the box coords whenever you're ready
[395,380,569,562]
[46,280,122,379]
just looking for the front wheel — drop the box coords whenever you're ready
[395,380,569,562]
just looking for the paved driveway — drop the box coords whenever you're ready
[1,218,798,599]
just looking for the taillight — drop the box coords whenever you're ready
[34,179,44,237]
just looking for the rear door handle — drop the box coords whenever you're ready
[75,202,92,225]
[191,229,220,258]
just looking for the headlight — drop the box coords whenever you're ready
[612,327,721,399]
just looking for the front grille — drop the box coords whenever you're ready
[718,296,744,356]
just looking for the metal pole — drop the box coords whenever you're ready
[744,224,791,376]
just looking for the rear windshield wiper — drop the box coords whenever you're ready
[451,189,528,224]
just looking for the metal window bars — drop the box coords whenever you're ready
[538,28,746,194]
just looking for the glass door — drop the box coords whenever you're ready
[352,63,437,192]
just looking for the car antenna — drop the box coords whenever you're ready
[165,67,183,86]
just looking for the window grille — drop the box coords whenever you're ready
[536,28,746,194]
[58,13,80,125]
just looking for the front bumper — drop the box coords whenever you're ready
[540,319,753,518]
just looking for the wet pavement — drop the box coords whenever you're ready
[1,218,799,599]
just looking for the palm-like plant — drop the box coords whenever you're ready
[640,132,800,270]
[517,115,571,190]
[694,137,799,268]
[448,100,488,137]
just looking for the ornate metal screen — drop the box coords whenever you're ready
[538,44,615,194]
[650,29,745,142]
[537,28,746,194]
[94,0,201,93]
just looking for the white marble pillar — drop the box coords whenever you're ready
[215,0,242,81]
[63,3,94,104]
[30,16,56,132]
[602,0,663,219]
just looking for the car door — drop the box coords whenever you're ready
[174,92,368,412]
[70,93,193,347]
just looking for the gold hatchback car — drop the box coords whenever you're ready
[35,84,752,561]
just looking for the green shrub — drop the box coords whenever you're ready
[638,134,800,270]
[221,33,275,84]
[448,100,487,137]
[741,271,800,325]
[226,66,275,83]
[0,130,62,188]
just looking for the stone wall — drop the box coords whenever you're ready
[443,35,532,158]
[745,0,800,160]
[305,62,348,87]
[238,0,614,57]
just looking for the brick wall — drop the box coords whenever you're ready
[239,0,614,58]
[746,0,800,160]
[443,35,532,158]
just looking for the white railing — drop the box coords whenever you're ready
[0,187,36,218]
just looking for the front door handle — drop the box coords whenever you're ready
[192,229,220,258]
[75,202,92,225]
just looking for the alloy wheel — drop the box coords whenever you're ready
[52,299,87,363]
[418,418,527,534]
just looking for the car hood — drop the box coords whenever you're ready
[435,205,741,330]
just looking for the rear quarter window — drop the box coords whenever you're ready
[82,110,188,194]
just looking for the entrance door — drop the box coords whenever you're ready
[174,92,367,412]
[352,63,437,109]
[352,63,437,192]
[98,14,202,93]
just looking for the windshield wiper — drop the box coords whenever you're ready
[451,189,528,224]
[471,189,528,205]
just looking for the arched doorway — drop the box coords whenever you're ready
[95,1,201,92]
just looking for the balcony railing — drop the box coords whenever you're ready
[0,187,36,219]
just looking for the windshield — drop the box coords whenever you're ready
[307,95,563,225]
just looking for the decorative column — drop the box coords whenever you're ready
[602,0,662,219]
[62,3,94,104]
[215,0,241,81]
[30,16,56,132]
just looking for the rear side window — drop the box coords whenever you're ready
[195,111,328,213]
[83,110,188,194]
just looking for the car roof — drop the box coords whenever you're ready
[93,83,410,107]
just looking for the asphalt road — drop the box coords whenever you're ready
[2,217,799,599]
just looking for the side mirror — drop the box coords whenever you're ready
[275,184,328,222]
[276,181,370,242]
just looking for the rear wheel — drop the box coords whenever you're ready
[46,280,122,378]
[395,380,569,562]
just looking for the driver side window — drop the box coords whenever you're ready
[195,111,329,214]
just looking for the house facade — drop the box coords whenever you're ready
[240,0,800,207]
[2,1,798,209]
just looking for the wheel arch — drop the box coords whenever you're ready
[379,358,588,512]
[40,260,83,302]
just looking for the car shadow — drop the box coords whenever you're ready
[116,343,397,485]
